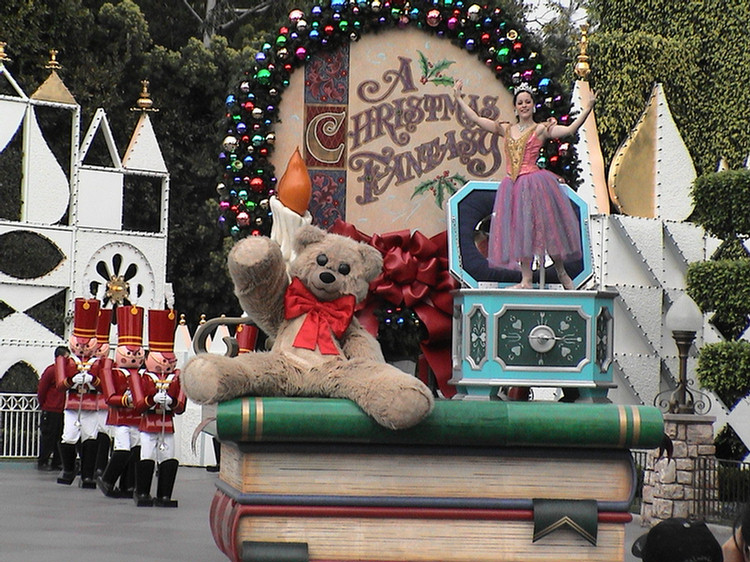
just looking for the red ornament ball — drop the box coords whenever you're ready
[250,177,266,192]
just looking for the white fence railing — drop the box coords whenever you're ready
[0,392,215,466]
[0,393,40,459]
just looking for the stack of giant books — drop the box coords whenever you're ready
[208,397,663,562]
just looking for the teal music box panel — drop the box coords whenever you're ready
[450,288,617,400]
[447,181,593,289]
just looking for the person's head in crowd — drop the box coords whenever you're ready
[724,503,750,562]
[632,518,722,562]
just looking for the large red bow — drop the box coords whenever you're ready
[284,277,356,355]
[330,220,458,396]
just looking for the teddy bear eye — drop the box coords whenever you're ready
[338,263,351,275]
[316,254,328,266]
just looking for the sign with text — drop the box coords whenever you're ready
[274,31,515,237]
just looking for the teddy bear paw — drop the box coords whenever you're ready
[181,355,225,404]
[367,381,434,430]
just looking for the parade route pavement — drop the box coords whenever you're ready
[1,461,226,562]
[0,461,733,562]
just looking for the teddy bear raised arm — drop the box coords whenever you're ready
[181,225,434,430]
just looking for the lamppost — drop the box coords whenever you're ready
[656,293,708,414]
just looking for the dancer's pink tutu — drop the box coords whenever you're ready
[487,128,582,269]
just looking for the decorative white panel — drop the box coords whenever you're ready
[0,285,64,318]
[662,228,690,289]
[654,84,696,222]
[608,364,644,406]
[77,168,124,230]
[23,107,70,225]
[664,221,710,266]
[0,344,63,384]
[0,223,74,287]
[122,113,167,173]
[617,285,664,350]
[613,354,661,407]
[76,236,162,309]
[601,217,660,287]
[0,99,25,150]
[0,309,62,346]
[615,216,664,284]
[570,81,609,215]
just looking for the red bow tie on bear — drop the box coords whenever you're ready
[284,277,356,355]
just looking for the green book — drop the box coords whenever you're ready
[216,397,663,449]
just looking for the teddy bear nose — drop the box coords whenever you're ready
[319,271,336,284]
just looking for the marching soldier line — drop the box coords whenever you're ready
[50,297,186,508]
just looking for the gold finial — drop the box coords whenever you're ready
[574,23,591,80]
[199,314,207,325]
[179,313,186,325]
[45,49,62,70]
[0,42,11,63]
[131,79,159,112]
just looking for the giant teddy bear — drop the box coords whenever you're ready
[181,225,434,430]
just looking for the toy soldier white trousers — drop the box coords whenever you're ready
[140,432,175,462]
[61,410,99,443]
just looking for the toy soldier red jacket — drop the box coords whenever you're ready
[54,354,103,411]
[130,370,186,433]
[100,359,142,427]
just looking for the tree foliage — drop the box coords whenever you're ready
[696,341,750,410]
[0,0,278,326]
[687,170,750,442]
[587,0,750,176]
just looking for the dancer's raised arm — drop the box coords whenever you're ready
[545,92,597,139]
[453,79,506,136]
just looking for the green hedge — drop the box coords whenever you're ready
[691,170,750,240]
[696,341,750,409]
[588,0,750,176]
[687,259,750,340]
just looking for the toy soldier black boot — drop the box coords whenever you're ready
[154,459,179,508]
[134,459,155,507]
[97,450,130,498]
[118,445,139,498]
[56,443,77,485]
[95,432,111,478]
[79,438,98,488]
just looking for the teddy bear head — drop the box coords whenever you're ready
[290,225,383,304]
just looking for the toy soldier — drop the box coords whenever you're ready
[93,307,113,478]
[130,309,186,507]
[55,298,104,487]
[97,305,144,499]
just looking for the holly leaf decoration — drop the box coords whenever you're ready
[429,58,456,77]
[430,76,455,87]
[417,51,456,85]
[412,172,467,208]
[418,51,430,77]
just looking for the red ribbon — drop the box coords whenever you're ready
[284,277,356,355]
[330,220,458,396]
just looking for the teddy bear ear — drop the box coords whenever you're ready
[358,243,384,282]
[294,225,326,253]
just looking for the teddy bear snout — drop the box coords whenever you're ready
[319,271,336,284]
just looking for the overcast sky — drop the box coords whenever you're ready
[524,0,588,30]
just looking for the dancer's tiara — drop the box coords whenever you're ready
[514,82,535,96]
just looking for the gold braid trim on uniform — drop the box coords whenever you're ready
[503,125,537,181]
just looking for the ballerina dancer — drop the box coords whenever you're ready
[454,79,595,289]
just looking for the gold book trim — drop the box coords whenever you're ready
[617,405,627,448]
[631,406,641,446]
[241,398,250,442]
[255,398,264,441]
